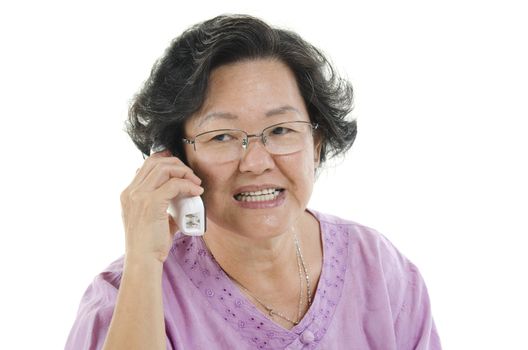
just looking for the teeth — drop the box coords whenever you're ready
[239,188,276,196]
[235,188,282,202]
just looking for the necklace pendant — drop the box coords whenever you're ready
[269,309,274,316]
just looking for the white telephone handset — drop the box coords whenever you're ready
[150,145,206,236]
[167,195,205,236]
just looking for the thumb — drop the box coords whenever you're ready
[168,213,179,236]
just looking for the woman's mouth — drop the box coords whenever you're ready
[234,188,285,202]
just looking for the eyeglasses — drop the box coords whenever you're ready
[183,121,318,163]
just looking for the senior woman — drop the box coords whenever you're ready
[66,14,441,350]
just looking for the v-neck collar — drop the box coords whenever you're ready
[170,209,349,349]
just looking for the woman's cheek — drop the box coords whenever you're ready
[197,167,231,207]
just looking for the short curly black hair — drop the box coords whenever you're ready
[126,14,356,166]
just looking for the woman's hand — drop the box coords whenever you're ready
[120,149,203,263]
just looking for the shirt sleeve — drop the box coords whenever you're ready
[65,270,174,350]
[392,260,442,350]
[65,272,119,350]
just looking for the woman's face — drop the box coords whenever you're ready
[184,58,321,238]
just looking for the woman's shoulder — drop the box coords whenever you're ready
[311,209,395,245]
[93,255,125,289]
[75,256,126,310]
[306,212,441,348]
[309,209,415,271]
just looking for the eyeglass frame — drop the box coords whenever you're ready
[182,120,319,154]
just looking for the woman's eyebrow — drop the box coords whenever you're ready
[198,105,301,127]
[198,112,238,127]
[265,105,301,117]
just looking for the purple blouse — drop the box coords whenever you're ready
[66,210,441,349]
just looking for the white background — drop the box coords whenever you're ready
[1,1,527,349]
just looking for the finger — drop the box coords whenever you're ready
[139,162,202,191]
[149,148,172,158]
[134,149,177,183]
[154,178,204,203]
[133,156,201,189]
[132,149,178,184]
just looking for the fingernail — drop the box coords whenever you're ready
[149,144,166,155]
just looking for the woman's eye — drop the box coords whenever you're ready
[271,127,293,135]
[210,133,232,142]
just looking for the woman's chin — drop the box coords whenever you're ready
[206,212,295,240]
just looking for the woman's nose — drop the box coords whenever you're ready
[238,137,275,174]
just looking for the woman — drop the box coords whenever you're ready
[66,14,441,350]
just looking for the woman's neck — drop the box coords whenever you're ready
[201,210,323,329]
[202,220,299,287]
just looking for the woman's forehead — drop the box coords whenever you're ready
[188,62,306,126]
[206,60,301,101]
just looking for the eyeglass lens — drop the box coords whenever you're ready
[192,121,314,163]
